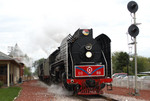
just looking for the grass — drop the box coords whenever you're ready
[0,87,21,101]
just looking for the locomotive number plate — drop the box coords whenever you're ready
[75,65,105,77]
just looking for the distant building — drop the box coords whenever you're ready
[9,44,24,59]
[9,44,33,67]
[0,51,24,87]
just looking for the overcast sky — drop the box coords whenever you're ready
[0,0,150,61]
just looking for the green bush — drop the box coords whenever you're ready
[0,81,4,87]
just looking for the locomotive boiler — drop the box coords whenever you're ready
[38,29,113,95]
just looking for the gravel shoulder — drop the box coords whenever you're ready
[103,86,150,101]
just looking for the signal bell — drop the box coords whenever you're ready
[128,24,139,38]
[127,1,138,13]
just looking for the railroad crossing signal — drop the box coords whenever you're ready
[128,24,139,38]
[127,1,140,95]
[127,1,138,13]
[127,1,139,38]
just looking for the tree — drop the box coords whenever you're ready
[112,52,120,73]
[24,66,32,76]
[148,58,150,71]
[112,51,129,73]
[112,51,150,74]
[33,58,45,75]
[130,56,150,73]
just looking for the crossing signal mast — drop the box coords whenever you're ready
[127,1,140,95]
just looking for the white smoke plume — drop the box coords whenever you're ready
[48,84,73,96]
[37,81,73,96]
[27,15,88,60]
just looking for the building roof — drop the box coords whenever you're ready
[0,51,14,60]
[0,51,21,66]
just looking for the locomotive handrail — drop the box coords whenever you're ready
[101,50,108,77]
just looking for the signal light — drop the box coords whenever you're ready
[128,24,139,38]
[127,1,138,13]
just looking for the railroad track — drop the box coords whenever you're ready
[42,81,118,101]
[69,95,118,101]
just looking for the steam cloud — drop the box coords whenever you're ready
[29,17,88,60]
[48,84,73,96]
[37,81,73,96]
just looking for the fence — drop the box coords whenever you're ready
[112,78,150,90]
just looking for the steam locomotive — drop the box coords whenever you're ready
[38,29,112,95]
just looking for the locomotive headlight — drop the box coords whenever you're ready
[86,51,92,58]
[85,43,92,50]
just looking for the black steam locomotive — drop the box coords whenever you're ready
[38,29,112,95]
